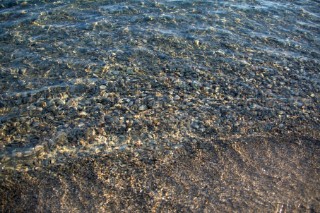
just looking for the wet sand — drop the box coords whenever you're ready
[1,129,319,212]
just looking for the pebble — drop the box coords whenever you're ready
[56,99,65,106]
[85,128,96,139]
[100,85,107,90]
[56,131,68,145]
[79,111,88,117]
[34,144,44,152]
[12,151,23,158]
[119,144,128,151]
[112,70,120,75]
[126,68,134,74]
[22,149,33,157]
[139,105,147,111]
[174,95,181,100]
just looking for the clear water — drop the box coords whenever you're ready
[0,0,319,211]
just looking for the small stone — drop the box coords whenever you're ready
[119,144,128,151]
[79,111,88,117]
[100,85,107,90]
[126,68,134,74]
[139,105,147,111]
[12,151,23,158]
[34,144,44,152]
[174,95,180,100]
[295,101,303,107]
[56,131,68,145]
[40,101,47,108]
[112,70,120,75]
[22,149,33,157]
[85,128,96,140]
[56,99,65,106]
[191,121,200,129]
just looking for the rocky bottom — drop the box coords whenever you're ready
[1,132,319,212]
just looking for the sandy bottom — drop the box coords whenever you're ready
[1,132,319,212]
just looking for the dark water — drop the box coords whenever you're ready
[0,0,320,212]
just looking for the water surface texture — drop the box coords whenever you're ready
[0,0,319,212]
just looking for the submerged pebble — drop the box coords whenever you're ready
[139,105,147,111]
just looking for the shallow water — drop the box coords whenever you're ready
[0,0,320,212]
